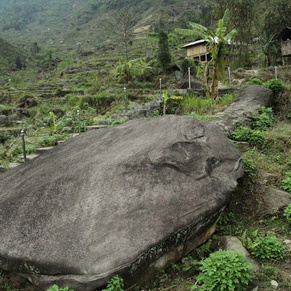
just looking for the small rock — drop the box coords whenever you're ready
[283,239,291,251]
[270,279,279,289]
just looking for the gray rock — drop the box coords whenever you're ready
[260,187,291,215]
[0,116,243,290]
[0,114,8,126]
[210,85,273,135]
[218,236,260,272]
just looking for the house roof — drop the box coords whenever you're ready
[182,39,207,48]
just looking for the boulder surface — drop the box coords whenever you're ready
[0,115,243,290]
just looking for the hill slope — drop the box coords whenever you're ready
[0,0,208,51]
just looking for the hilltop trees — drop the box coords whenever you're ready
[176,9,237,99]
[214,0,255,68]
[158,31,172,74]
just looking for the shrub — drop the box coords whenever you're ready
[251,107,275,131]
[242,158,257,177]
[231,127,267,148]
[264,78,285,94]
[194,250,253,291]
[281,172,291,193]
[247,78,263,86]
[283,204,291,223]
[250,236,285,261]
[47,285,73,291]
[102,276,124,291]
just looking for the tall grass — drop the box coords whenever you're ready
[180,93,236,115]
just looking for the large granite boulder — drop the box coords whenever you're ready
[0,115,243,290]
[211,85,273,135]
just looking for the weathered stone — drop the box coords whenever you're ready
[210,85,273,135]
[0,116,243,290]
[260,187,291,215]
[218,236,260,272]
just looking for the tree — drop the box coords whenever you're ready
[176,9,237,99]
[157,30,172,74]
[214,0,255,68]
[260,0,291,65]
[104,7,137,61]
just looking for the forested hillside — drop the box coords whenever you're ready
[0,0,290,72]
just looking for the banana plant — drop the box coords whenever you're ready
[176,9,237,100]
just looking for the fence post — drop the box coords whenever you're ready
[124,86,127,112]
[20,130,26,162]
[159,78,162,99]
[77,110,81,134]
[228,66,232,88]
[188,67,191,89]
[275,66,278,79]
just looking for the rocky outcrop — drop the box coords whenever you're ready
[0,115,243,290]
[210,85,273,135]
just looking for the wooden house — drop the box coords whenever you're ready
[279,27,291,65]
[182,39,211,63]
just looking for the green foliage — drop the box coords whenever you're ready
[247,78,263,85]
[242,157,257,177]
[176,9,237,99]
[281,172,291,193]
[102,275,124,291]
[180,58,195,75]
[0,105,14,115]
[180,95,216,115]
[231,127,267,148]
[283,204,291,223]
[250,236,285,261]
[264,78,285,94]
[0,282,14,291]
[157,31,172,73]
[47,284,74,291]
[110,118,127,126]
[49,111,58,134]
[217,93,236,107]
[251,107,275,131]
[194,250,253,291]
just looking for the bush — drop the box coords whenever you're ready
[242,158,257,177]
[102,276,124,291]
[283,204,291,223]
[251,107,275,131]
[281,172,291,193]
[47,285,73,291]
[231,127,267,148]
[247,78,263,86]
[194,250,253,291]
[250,236,285,261]
[264,78,285,94]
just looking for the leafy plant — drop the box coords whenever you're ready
[102,275,124,291]
[250,236,285,261]
[162,90,169,115]
[264,78,285,94]
[194,250,253,291]
[0,282,14,291]
[231,126,267,148]
[47,284,74,291]
[281,172,291,193]
[247,78,263,86]
[242,157,257,177]
[251,107,275,131]
[283,204,291,223]
[49,111,58,134]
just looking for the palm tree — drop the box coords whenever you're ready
[176,9,237,99]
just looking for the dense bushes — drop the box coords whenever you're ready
[193,250,253,291]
